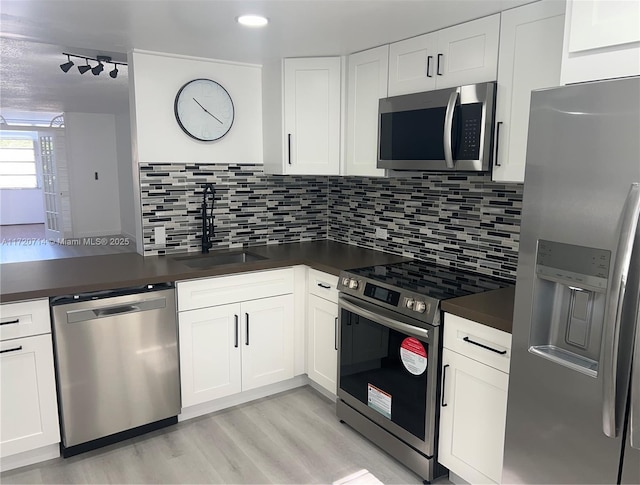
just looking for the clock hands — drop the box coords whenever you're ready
[192,97,223,124]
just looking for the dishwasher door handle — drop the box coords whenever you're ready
[66,297,167,323]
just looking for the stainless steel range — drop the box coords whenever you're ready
[336,261,508,483]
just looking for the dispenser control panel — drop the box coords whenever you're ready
[535,240,611,291]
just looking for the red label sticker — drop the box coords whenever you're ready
[400,337,427,375]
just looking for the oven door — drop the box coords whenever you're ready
[337,293,441,457]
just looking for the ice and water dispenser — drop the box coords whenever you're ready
[529,240,611,377]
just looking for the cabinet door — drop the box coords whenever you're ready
[1,334,60,458]
[345,45,388,177]
[179,304,242,407]
[283,57,341,175]
[493,1,565,183]
[561,0,640,84]
[241,294,294,391]
[438,348,509,484]
[435,14,500,89]
[307,294,338,394]
[388,32,438,96]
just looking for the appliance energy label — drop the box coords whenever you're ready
[400,337,427,375]
[367,384,391,419]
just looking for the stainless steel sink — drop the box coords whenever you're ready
[173,251,267,269]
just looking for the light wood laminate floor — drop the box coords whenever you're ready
[2,387,451,484]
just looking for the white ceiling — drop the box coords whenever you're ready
[0,0,536,117]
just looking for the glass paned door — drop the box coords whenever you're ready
[40,135,61,241]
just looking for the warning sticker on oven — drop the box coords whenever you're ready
[367,384,391,419]
[400,337,427,375]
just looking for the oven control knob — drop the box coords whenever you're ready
[414,301,427,313]
[341,277,350,287]
[405,298,415,310]
[348,279,359,290]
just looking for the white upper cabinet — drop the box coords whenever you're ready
[345,45,389,177]
[493,0,565,183]
[282,57,341,175]
[561,0,640,84]
[434,14,501,89]
[388,14,500,96]
[388,32,437,95]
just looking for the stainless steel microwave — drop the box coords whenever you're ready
[377,82,496,172]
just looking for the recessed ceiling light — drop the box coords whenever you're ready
[237,15,268,27]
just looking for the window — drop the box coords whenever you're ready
[0,131,39,189]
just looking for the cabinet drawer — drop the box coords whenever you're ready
[177,268,294,312]
[444,313,511,373]
[307,269,339,304]
[0,299,51,341]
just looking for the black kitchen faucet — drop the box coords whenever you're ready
[201,183,215,253]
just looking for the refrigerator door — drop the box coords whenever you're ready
[503,77,640,484]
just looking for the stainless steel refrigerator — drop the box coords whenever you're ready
[502,77,640,484]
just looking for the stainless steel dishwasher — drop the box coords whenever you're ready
[50,282,180,457]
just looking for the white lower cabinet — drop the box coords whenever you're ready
[177,269,295,409]
[439,313,511,484]
[178,303,242,406]
[307,294,338,394]
[306,269,339,395]
[0,299,60,469]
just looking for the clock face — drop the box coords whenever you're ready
[174,79,234,141]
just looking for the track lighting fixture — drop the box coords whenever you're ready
[59,54,74,73]
[61,52,126,78]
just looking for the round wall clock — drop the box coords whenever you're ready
[174,78,234,141]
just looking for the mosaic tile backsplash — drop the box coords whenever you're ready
[140,163,523,281]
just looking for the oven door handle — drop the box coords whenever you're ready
[339,295,430,340]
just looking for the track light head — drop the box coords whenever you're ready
[91,62,104,75]
[60,55,74,73]
[78,60,91,74]
[109,65,118,79]
[92,55,111,76]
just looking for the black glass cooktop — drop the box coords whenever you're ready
[346,260,510,301]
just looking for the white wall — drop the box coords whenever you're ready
[130,50,263,163]
[0,189,44,225]
[64,112,122,237]
[115,113,136,239]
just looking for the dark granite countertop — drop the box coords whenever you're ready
[0,241,409,303]
[1,240,515,335]
[441,286,515,334]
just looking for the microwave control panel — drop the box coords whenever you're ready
[455,103,483,160]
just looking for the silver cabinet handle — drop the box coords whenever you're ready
[334,317,338,351]
[426,55,433,78]
[443,89,459,169]
[602,183,640,437]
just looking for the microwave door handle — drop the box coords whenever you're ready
[602,182,640,438]
[443,90,459,169]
